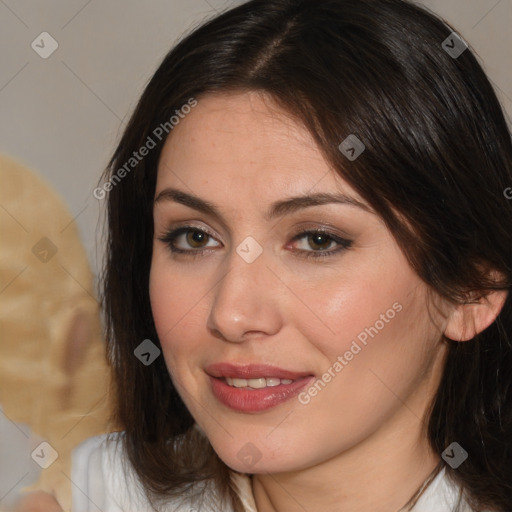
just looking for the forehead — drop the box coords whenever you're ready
[156,91,360,202]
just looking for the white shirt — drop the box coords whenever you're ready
[71,433,474,512]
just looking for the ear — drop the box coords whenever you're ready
[444,277,508,342]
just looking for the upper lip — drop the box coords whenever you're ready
[205,362,313,380]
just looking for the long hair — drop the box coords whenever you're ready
[100,0,512,510]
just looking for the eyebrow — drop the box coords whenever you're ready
[154,187,374,221]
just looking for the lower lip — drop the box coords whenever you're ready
[209,375,314,413]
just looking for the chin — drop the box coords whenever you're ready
[209,437,305,475]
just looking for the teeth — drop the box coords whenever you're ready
[247,378,267,389]
[224,377,295,389]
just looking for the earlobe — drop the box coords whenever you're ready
[444,288,508,342]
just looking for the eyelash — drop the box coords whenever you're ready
[157,225,353,260]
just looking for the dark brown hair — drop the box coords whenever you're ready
[100,0,512,510]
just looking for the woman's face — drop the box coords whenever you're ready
[150,91,450,474]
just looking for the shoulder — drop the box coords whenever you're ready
[70,432,242,512]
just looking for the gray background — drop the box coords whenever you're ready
[1,0,510,279]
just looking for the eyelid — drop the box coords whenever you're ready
[158,222,221,241]
[157,222,353,259]
[289,228,347,244]
[157,224,223,253]
[288,221,353,239]
[286,228,352,257]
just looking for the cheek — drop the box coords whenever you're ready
[293,256,437,386]
[288,240,407,347]
[291,284,439,447]
[292,269,406,356]
[149,258,207,362]
[322,284,437,405]
[149,255,230,402]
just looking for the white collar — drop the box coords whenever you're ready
[409,466,472,512]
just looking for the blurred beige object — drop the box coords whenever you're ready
[13,492,63,512]
[0,154,116,511]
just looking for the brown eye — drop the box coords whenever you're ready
[186,229,210,248]
[307,233,335,251]
[158,226,221,254]
[289,229,353,259]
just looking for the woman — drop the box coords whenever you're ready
[71,0,512,511]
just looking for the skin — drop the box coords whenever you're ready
[149,91,505,512]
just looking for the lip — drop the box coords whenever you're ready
[206,363,315,413]
[205,362,312,380]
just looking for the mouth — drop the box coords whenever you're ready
[205,363,315,413]
[206,362,312,380]
[223,376,294,389]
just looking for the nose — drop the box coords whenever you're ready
[206,248,283,343]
